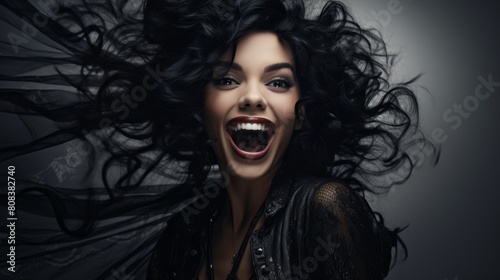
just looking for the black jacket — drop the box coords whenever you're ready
[147,174,395,280]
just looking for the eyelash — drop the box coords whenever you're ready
[212,76,240,86]
[266,78,292,89]
[211,76,294,91]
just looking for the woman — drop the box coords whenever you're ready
[141,0,433,278]
[148,31,391,279]
[0,0,435,279]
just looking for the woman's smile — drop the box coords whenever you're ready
[225,116,276,160]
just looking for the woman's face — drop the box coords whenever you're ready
[204,32,301,183]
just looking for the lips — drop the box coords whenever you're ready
[225,116,276,160]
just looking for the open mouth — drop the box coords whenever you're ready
[226,117,276,160]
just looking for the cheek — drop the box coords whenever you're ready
[203,91,235,139]
[273,95,299,127]
[204,90,235,116]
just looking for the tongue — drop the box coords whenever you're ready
[235,130,267,152]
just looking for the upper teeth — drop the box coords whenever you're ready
[230,123,268,131]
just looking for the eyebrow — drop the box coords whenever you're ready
[212,61,295,74]
[264,63,295,73]
[212,61,242,72]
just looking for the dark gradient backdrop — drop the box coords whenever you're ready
[1,0,499,279]
[348,0,500,279]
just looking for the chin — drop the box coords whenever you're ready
[225,160,275,180]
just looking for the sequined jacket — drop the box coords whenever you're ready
[147,174,395,280]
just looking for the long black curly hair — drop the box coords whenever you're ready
[0,0,436,241]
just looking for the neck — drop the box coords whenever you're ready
[223,174,272,235]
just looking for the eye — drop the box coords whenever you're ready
[266,78,293,90]
[212,76,240,87]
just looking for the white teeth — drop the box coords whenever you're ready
[230,123,269,131]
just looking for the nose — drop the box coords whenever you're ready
[238,83,267,110]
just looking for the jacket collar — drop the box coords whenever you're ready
[263,161,298,218]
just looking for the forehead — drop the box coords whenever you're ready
[232,32,294,66]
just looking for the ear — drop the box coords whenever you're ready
[295,106,305,130]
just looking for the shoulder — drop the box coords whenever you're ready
[303,179,375,243]
[306,178,389,247]
[291,176,365,218]
[310,180,357,209]
[308,180,371,224]
[295,178,394,279]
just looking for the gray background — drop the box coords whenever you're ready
[1,0,499,279]
[347,0,500,279]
